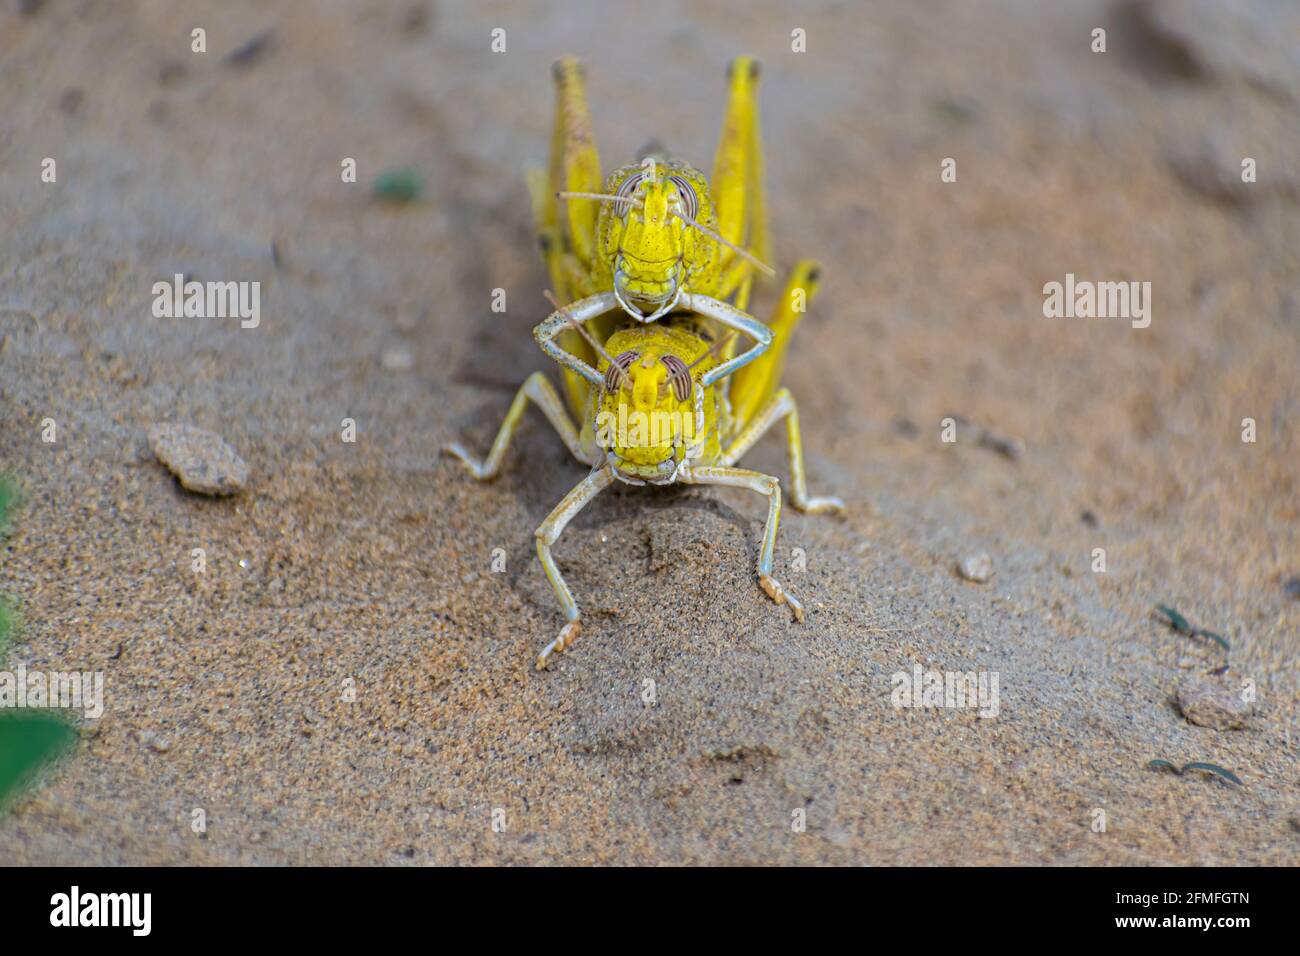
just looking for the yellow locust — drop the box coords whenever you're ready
[529,55,777,415]
[446,56,842,669]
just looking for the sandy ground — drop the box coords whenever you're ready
[1,0,1296,864]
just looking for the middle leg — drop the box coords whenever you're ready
[444,372,590,479]
[720,387,844,514]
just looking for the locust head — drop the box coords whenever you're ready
[558,159,774,324]
[604,163,700,321]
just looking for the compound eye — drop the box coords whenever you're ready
[668,176,698,220]
[605,350,638,392]
[615,173,644,214]
[660,354,692,402]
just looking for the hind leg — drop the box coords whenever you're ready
[526,56,605,415]
[711,56,771,315]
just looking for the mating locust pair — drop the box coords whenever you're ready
[446,56,842,669]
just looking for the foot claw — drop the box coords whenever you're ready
[760,573,804,622]
[797,495,844,515]
[536,619,582,670]
[443,442,489,479]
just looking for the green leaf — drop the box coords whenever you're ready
[1155,605,1230,653]
[0,476,17,535]
[371,168,423,203]
[0,712,77,808]
[0,596,22,667]
[932,97,976,122]
[0,598,11,665]
[1181,762,1242,786]
[1155,604,1192,634]
[1148,758,1243,786]
[1194,629,1231,652]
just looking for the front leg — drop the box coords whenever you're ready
[534,465,617,669]
[678,292,773,386]
[676,463,803,622]
[533,291,620,387]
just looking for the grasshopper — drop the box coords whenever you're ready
[445,57,843,669]
[528,55,777,415]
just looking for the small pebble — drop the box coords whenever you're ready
[1176,673,1255,730]
[891,416,919,438]
[402,2,431,34]
[149,423,249,496]
[957,552,994,583]
[58,88,84,115]
[1166,135,1256,205]
[139,730,172,753]
[394,310,423,332]
[1284,576,1300,601]
[977,431,1025,461]
[158,59,186,86]
[382,346,414,371]
[224,29,275,68]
